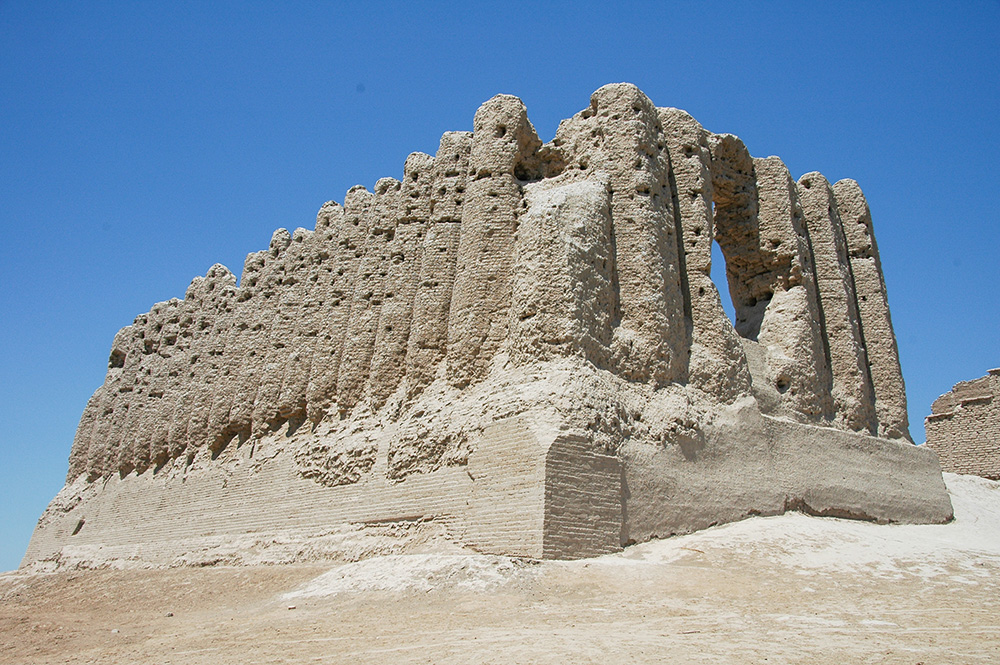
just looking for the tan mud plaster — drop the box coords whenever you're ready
[926,370,1000,480]
[27,83,951,569]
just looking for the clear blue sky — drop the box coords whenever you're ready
[1,1,998,572]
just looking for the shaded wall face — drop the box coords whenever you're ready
[542,435,623,559]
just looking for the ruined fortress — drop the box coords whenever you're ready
[24,84,953,567]
[926,370,1000,480]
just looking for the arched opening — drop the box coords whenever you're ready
[707,135,771,342]
[707,143,833,423]
[710,233,736,329]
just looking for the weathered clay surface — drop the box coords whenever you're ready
[28,84,952,567]
[833,179,910,440]
[926,369,1000,480]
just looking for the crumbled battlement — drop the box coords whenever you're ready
[926,370,1000,480]
[24,84,952,568]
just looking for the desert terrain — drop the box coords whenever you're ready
[2,472,998,664]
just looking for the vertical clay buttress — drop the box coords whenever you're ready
[367,153,434,409]
[797,173,877,434]
[117,316,149,474]
[203,259,249,449]
[66,393,100,481]
[161,296,195,465]
[244,231,294,438]
[337,180,400,412]
[272,227,322,424]
[204,264,249,447]
[85,331,129,478]
[508,176,616,367]
[447,95,540,387]
[659,108,750,401]
[176,265,237,461]
[84,378,116,478]
[215,247,271,443]
[253,229,303,436]
[196,267,239,452]
[140,300,183,471]
[404,132,471,396]
[85,352,122,478]
[278,201,344,420]
[751,157,832,421]
[163,281,202,464]
[268,228,314,425]
[833,179,910,440]
[551,83,687,386]
[293,202,346,422]
[101,321,137,475]
[275,209,341,422]
[305,190,371,424]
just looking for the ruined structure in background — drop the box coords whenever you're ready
[24,84,953,568]
[926,370,1000,480]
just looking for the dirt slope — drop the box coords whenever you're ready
[2,473,998,664]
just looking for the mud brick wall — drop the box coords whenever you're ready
[926,369,1000,480]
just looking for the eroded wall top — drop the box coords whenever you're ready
[926,369,1000,480]
[65,83,912,485]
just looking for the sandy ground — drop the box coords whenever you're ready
[2,473,998,664]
